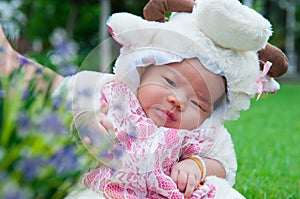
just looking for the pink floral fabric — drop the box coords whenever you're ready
[82,81,218,198]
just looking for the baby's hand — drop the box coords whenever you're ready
[96,112,115,134]
[78,112,115,143]
[76,112,116,158]
[170,158,201,198]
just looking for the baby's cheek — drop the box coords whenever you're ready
[183,112,205,130]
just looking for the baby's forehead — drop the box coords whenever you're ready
[167,58,217,80]
[169,58,208,74]
[173,59,226,99]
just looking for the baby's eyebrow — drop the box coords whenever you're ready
[164,66,180,79]
[196,90,211,110]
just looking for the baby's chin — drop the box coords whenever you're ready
[155,121,199,131]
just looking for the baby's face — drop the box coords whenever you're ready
[137,58,225,130]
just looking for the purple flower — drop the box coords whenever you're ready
[113,102,124,112]
[40,112,65,134]
[65,101,72,110]
[100,151,113,160]
[49,28,79,67]
[0,89,5,99]
[35,67,43,74]
[128,125,137,139]
[59,64,77,76]
[21,89,29,100]
[17,112,31,131]
[49,146,78,173]
[17,55,30,67]
[77,88,92,98]
[16,156,44,181]
[3,191,24,199]
[111,143,126,159]
[53,40,77,58]
[52,95,63,110]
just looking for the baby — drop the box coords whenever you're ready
[0,22,235,198]
[67,0,288,197]
[0,0,288,198]
[75,58,235,198]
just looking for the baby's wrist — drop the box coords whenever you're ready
[187,155,207,183]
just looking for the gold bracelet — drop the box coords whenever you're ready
[187,157,204,187]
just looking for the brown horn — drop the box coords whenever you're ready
[143,0,195,22]
[259,43,289,77]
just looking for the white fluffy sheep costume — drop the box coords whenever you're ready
[64,0,282,121]
[62,0,280,198]
[106,0,278,121]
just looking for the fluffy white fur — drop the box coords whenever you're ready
[195,0,272,51]
[206,176,246,199]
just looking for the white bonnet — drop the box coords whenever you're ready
[106,0,276,120]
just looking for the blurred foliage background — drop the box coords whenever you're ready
[0,0,299,77]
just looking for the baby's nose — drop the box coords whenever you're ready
[167,95,185,111]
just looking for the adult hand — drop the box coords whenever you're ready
[0,25,18,75]
[0,25,64,91]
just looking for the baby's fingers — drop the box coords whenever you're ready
[177,172,188,192]
[184,175,198,198]
[97,113,114,133]
[170,167,179,186]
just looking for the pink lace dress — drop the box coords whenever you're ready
[81,81,218,198]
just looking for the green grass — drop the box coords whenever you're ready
[225,83,300,199]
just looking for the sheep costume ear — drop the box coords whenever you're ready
[106,0,274,120]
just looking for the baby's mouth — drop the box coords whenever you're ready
[165,110,176,121]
